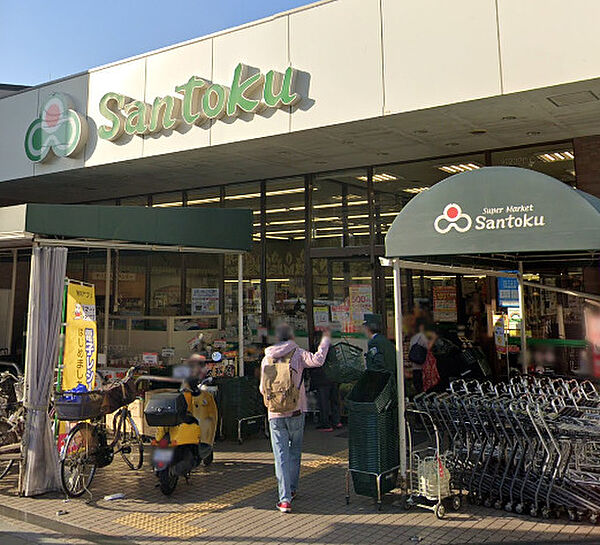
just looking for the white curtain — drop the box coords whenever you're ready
[20,246,67,496]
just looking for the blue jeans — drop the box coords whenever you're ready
[269,413,305,503]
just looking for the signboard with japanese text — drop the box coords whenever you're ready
[498,276,520,307]
[433,286,457,322]
[191,288,219,315]
[61,281,97,391]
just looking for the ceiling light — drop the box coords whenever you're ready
[536,150,574,163]
[403,187,430,194]
[356,173,398,182]
[187,196,221,206]
[265,228,305,235]
[437,163,481,174]
[153,201,183,208]
[226,187,305,201]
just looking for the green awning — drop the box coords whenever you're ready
[0,204,252,252]
[385,167,600,258]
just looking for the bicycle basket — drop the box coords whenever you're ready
[100,375,138,414]
[55,391,104,421]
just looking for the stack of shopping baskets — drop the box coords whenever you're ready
[411,376,600,522]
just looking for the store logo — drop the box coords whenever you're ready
[24,93,88,162]
[434,203,472,234]
[98,63,301,141]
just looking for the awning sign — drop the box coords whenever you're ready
[61,281,97,391]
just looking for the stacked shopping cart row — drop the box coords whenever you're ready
[411,376,600,523]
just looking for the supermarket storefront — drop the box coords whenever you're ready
[1,0,600,368]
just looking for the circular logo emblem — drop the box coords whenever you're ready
[434,203,472,234]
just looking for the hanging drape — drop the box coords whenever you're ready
[20,246,67,496]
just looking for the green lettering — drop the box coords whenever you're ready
[263,67,300,108]
[226,63,265,116]
[202,84,228,119]
[98,92,126,141]
[174,76,207,125]
[124,101,150,135]
[149,95,181,132]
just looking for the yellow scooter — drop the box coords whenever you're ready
[143,376,218,495]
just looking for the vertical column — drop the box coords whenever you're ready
[393,260,407,477]
[7,249,17,354]
[219,187,226,322]
[103,249,111,358]
[518,262,527,373]
[238,253,244,377]
[260,181,267,327]
[304,174,315,348]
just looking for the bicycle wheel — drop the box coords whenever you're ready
[115,409,143,470]
[0,460,14,480]
[60,422,97,497]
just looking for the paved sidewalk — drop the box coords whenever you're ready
[1,426,599,545]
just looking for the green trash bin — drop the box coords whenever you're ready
[346,370,399,498]
[217,376,265,442]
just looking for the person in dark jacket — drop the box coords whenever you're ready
[363,314,396,375]
[311,331,341,432]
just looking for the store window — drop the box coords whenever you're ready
[373,154,486,242]
[312,169,369,247]
[223,182,262,333]
[120,195,149,206]
[149,253,181,316]
[265,177,307,335]
[113,251,147,316]
[491,142,575,185]
[151,191,184,208]
[313,258,374,341]
[186,187,222,207]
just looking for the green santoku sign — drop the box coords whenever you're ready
[98,63,300,141]
[385,167,600,258]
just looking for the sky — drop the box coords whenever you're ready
[0,0,314,86]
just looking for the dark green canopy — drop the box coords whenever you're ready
[0,204,252,252]
[385,167,600,258]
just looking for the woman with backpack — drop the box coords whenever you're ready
[259,323,331,513]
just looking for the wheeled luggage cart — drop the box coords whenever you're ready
[403,408,461,519]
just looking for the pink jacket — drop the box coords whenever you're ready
[260,337,330,419]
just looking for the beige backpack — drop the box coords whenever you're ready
[261,349,300,413]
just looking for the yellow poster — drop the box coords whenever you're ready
[61,281,97,391]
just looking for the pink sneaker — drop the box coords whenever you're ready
[277,501,292,513]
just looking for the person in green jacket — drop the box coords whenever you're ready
[363,313,397,375]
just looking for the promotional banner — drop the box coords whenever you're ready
[349,285,373,332]
[191,288,220,315]
[61,281,97,391]
[433,286,457,322]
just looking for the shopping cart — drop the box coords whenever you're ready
[413,376,600,523]
[403,408,461,519]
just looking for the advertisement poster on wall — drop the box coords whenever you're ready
[191,288,219,315]
[313,305,329,329]
[349,285,373,332]
[433,286,457,322]
[61,281,97,391]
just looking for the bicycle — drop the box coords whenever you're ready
[58,368,144,497]
[0,364,24,480]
